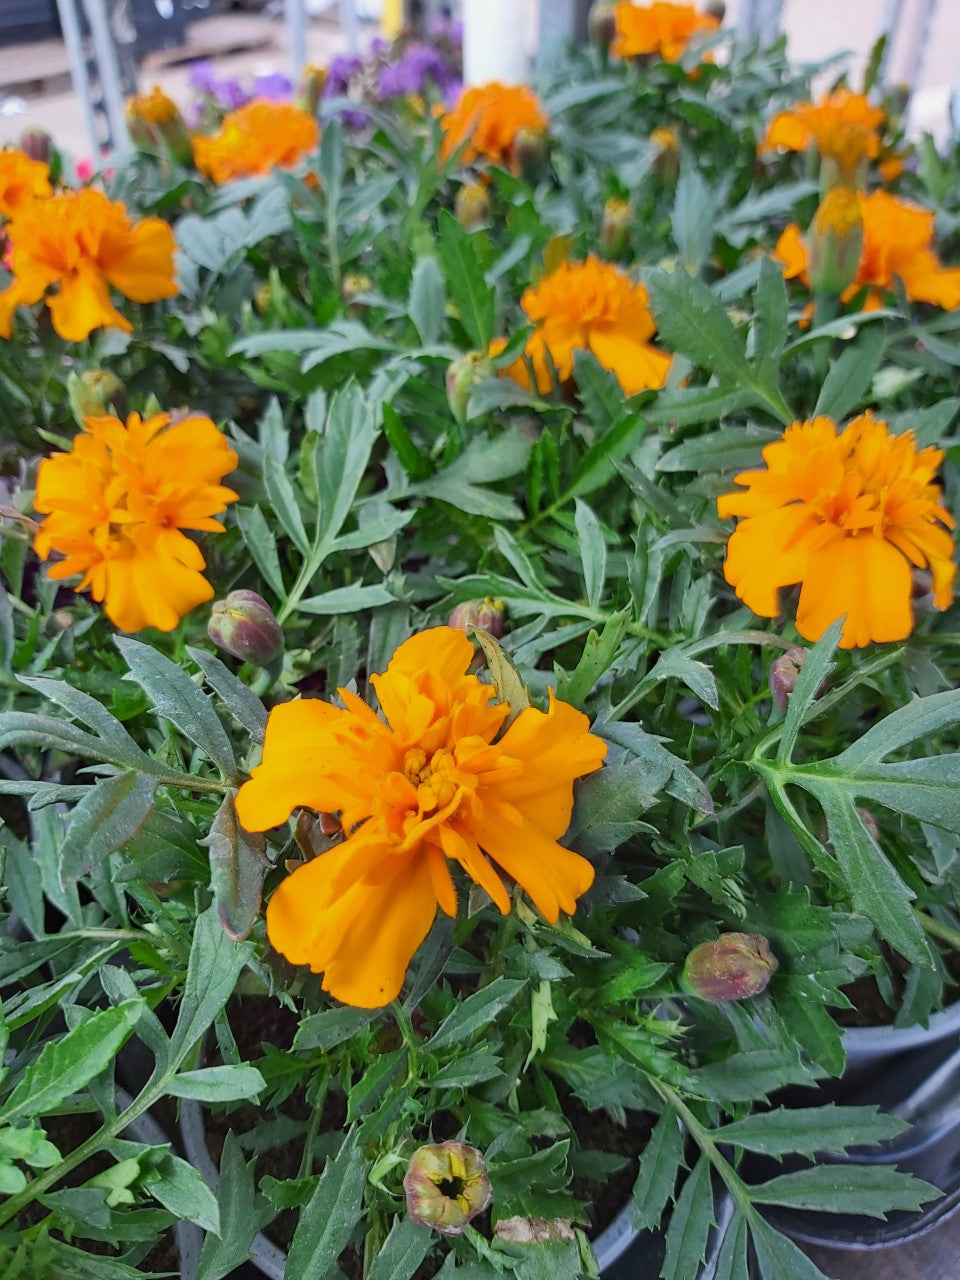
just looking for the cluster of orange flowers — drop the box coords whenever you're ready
[775,188,960,312]
[33,411,238,632]
[493,256,671,397]
[438,82,548,170]
[761,88,885,180]
[237,627,606,1007]
[718,414,955,649]
[610,1,720,62]
[0,180,177,342]
[193,100,320,183]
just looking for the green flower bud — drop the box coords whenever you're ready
[446,350,494,422]
[403,1142,491,1236]
[512,127,548,182]
[297,64,327,116]
[600,197,632,258]
[455,181,491,231]
[682,933,778,1003]
[208,590,283,666]
[449,597,505,637]
[342,272,374,317]
[808,186,863,297]
[67,370,125,428]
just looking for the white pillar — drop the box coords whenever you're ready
[463,0,530,86]
[81,0,130,149]
[54,0,100,159]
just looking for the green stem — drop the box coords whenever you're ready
[917,910,960,952]
[647,1077,753,1216]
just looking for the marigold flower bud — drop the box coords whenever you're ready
[19,128,51,165]
[208,590,283,666]
[454,181,491,231]
[768,645,831,711]
[650,126,680,180]
[449,597,505,637]
[512,127,548,182]
[67,370,125,428]
[446,351,494,422]
[342,272,374,316]
[588,2,618,50]
[297,64,327,116]
[404,1142,492,1236]
[808,186,863,297]
[125,86,194,166]
[600,197,632,258]
[682,933,778,1003]
[705,0,726,22]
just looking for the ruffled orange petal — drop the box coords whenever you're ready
[235,699,346,831]
[796,532,913,648]
[774,224,809,283]
[47,267,131,341]
[266,847,437,1007]
[589,329,672,394]
[101,217,178,303]
[465,812,594,924]
[722,504,816,618]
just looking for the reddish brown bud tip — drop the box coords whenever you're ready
[682,933,778,1003]
[404,1142,491,1235]
[600,197,632,258]
[448,597,505,637]
[588,2,618,50]
[19,128,52,164]
[208,590,283,666]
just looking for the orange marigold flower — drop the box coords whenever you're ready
[775,189,960,311]
[0,147,51,220]
[610,2,720,62]
[518,256,671,395]
[0,187,177,342]
[126,84,180,127]
[33,411,238,633]
[193,99,320,183]
[717,413,955,649]
[489,334,553,396]
[760,88,885,178]
[235,627,607,1007]
[438,82,548,170]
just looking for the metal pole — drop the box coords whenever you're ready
[754,0,784,47]
[286,0,308,82]
[54,0,101,160]
[81,0,130,149]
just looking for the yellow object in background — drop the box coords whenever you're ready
[381,0,403,38]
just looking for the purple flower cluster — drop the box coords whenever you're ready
[189,60,248,112]
[377,43,456,101]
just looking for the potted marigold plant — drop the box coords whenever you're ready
[2,7,960,1280]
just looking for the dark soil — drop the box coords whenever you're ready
[831,946,960,1029]
[199,996,656,1272]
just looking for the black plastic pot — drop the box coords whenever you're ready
[743,1033,960,1253]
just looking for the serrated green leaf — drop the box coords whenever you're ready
[293,1005,376,1051]
[752,257,788,385]
[168,1065,266,1102]
[631,1111,684,1232]
[116,637,236,780]
[671,165,718,274]
[426,977,527,1050]
[142,1150,220,1234]
[57,771,158,888]
[263,452,310,555]
[713,1105,906,1157]
[813,323,886,420]
[776,621,842,764]
[236,504,285,599]
[194,1132,259,1280]
[298,583,396,615]
[286,1129,367,1280]
[203,791,267,942]
[169,904,249,1059]
[749,1164,939,1217]
[437,210,494,348]
[660,1156,714,1280]
[409,255,446,346]
[573,500,607,609]
[187,646,269,740]
[366,1216,432,1280]
[711,1211,749,1280]
[314,382,381,548]
[1,1002,141,1123]
[657,424,779,473]
[750,1217,832,1280]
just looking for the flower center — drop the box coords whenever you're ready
[404,747,458,812]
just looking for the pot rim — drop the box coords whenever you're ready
[841,995,960,1063]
